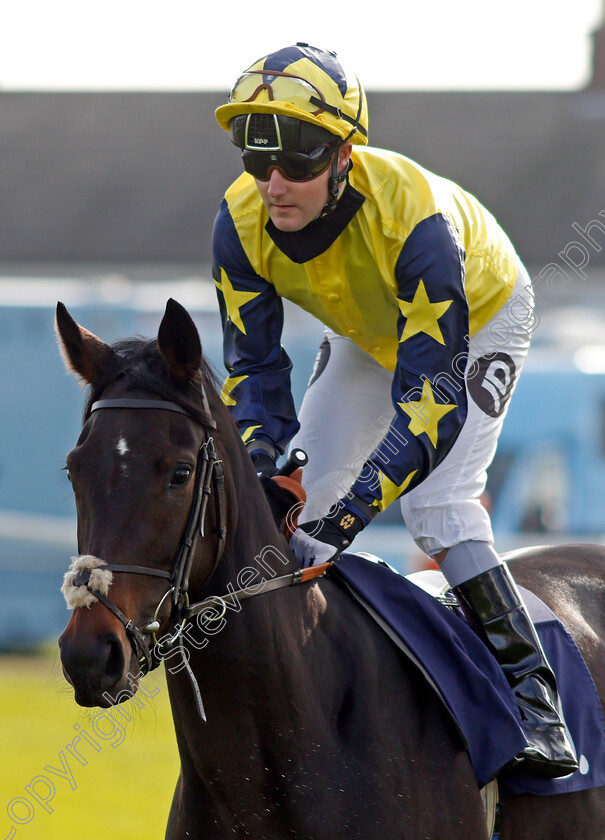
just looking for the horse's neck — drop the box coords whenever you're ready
[214,417,300,587]
[166,578,321,797]
[167,483,326,747]
[169,411,327,742]
[167,576,330,785]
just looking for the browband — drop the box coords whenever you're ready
[91,399,191,417]
[90,396,217,430]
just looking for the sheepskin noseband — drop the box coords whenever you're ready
[62,555,113,609]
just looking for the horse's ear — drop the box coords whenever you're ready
[157,298,202,383]
[55,301,114,385]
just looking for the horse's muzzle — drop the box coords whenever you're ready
[59,614,136,707]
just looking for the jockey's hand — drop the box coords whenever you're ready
[260,473,302,526]
[251,452,306,533]
[251,452,278,478]
[290,510,364,567]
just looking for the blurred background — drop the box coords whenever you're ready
[0,0,605,840]
[2,1,605,837]
[2,0,605,648]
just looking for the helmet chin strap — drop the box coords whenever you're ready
[317,110,361,218]
[315,149,351,220]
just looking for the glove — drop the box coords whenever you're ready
[251,451,278,478]
[290,509,364,567]
[260,473,303,527]
[251,451,306,533]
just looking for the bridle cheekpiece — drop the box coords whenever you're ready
[65,385,226,720]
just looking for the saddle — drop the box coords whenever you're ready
[332,552,605,800]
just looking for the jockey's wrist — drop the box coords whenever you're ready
[302,508,364,550]
[292,508,364,568]
[340,494,378,528]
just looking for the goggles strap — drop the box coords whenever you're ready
[309,76,367,140]
[308,97,367,139]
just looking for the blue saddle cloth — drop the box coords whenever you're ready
[332,552,605,796]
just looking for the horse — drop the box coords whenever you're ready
[55,298,605,840]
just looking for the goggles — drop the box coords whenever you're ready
[229,69,331,117]
[228,68,365,139]
[241,144,337,182]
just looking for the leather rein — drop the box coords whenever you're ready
[69,386,330,721]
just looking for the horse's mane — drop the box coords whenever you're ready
[83,336,221,427]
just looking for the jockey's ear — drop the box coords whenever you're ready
[55,301,114,386]
[337,142,353,175]
[157,298,202,384]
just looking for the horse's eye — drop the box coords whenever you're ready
[63,466,72,483]
[171,465,193,487]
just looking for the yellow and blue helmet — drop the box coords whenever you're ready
[216,43,368,147]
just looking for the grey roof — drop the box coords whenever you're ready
[1,89,604,267]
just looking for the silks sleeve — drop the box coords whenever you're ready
[345,213,470,523]
[212,199,300,458]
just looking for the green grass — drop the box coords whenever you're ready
[0,648,180,839]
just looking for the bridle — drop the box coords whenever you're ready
[68,384,331,721]
[70,383,227,718]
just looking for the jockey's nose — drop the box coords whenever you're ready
[266,167,289,195]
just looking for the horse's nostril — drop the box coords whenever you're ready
[60,631,127,699]
[99,634,126,688]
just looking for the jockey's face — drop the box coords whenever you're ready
[254,143,352,232]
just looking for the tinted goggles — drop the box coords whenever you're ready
[241,144,337,182]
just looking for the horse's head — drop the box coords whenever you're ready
[56,299,232,707]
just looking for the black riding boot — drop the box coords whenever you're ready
[453,564,578,779]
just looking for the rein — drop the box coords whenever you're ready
[69,388,330,722]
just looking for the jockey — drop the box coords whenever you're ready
[212,42,577,779]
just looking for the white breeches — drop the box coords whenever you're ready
[290,263,534,556]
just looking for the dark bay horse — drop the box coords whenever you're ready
[56,299,605,840]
